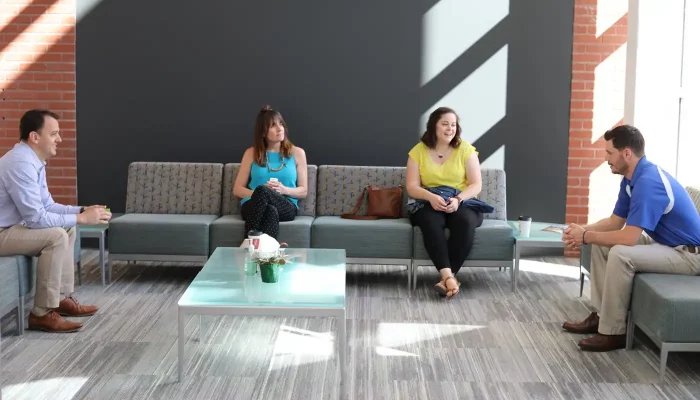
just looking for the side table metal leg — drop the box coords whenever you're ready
[77,261,82,286]
[178,307,185,381]
[338,312,347,399]
[512,243,521,292]
[100,231,107,285]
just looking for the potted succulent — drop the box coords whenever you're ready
[252,251,293,283]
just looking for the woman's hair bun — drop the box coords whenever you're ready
[261,104,272,112]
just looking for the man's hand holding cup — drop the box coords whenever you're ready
[77,205,112,225]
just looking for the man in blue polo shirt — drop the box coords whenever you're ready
[561,124,700,352]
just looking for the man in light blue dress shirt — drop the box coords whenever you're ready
[0,109,112,333]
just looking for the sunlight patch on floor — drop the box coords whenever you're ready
[2,377,89,400]
[518,259,580,279]
[378,322,485,349]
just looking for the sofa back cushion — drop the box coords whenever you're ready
[687,186,700,215]
[316,166,409,217]
[478,169,507,220]
[125,162,223,215]
[316,166,507,220]
[222,163,317,217]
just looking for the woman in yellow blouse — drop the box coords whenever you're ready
[406,106,490,298]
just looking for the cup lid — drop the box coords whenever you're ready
[248,230,262,237]
[518,216,532,221]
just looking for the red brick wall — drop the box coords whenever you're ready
[1,0,77,205]
[566,0,628,256]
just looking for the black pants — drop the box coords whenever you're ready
[409,205,484,274]
[241,186,297,238]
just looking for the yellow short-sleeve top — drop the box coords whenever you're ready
[408,140,477,191]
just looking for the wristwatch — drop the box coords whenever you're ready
[80,206,85,213]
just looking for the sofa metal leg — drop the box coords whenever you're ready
[17,296,25,335]
[412,262,418,290]
[625,311,634,350]
[579,273,585,297]
[659,343,669,382]
[407,262,412,292]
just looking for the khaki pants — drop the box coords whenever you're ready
[590,233,700,335]
[0,225,76,308]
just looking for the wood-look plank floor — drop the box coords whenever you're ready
[1,251,700,399]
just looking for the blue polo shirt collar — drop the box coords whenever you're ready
[629,155,649,188]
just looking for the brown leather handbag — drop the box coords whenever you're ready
[341,185,403,220]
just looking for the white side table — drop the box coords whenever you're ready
[79,224,109,286]
[508,221,566,291]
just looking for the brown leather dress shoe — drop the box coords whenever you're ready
[578,333,626,352]
[562,312,599,334]
[54,296,98,317]
[28,311,83,333]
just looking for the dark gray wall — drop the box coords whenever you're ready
[76,0,574,221]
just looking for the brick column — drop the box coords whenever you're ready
[566,0,628,257]
[1,0,77,205]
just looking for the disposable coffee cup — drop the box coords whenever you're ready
[248,230,263,251]
[518,216,532,237]
[269,178,278,183]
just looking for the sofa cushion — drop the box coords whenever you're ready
[631,273,700,343]
[412,219,514,262]
[16,255,36,297]
[478,169,507,220]
[209,215,313,254]
[311,216,413,259]
[316,166,409,217]
[0,257,20,314]
[125,162,223,214]
[108,214,218,256]
[221,163,317,217]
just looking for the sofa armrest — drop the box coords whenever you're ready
[686,186,700,214]
[74,227,81,263]
[580,243,592,274]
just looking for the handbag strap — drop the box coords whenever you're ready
[340,186,379,220]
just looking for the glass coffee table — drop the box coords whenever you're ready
[177,247,347,396]
[507,221,566,291]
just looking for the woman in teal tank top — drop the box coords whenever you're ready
[233,105,309,239]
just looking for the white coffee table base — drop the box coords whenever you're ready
[178,305,347,398]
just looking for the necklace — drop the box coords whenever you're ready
[265,154,286,172]
[435,147,449,159]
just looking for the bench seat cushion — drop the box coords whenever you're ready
[412,219,514,262]
[311,217,413,259]
[108,214,218,256]
[209,215,313,254]
[631,273,700,343]
[0,257,20,315]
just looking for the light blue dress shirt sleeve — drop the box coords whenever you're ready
[5,161,77,229]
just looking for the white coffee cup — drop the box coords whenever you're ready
[268,177,278,183]
[518,216,532,237]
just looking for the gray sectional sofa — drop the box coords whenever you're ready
[579,186,700,380]
[108,162,224,278]
[107,162,514,288]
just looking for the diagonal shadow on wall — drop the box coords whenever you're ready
[72,0,576,221]
[418,0,575,221]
